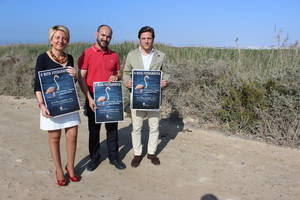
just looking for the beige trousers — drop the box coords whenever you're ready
[131,109,160,155]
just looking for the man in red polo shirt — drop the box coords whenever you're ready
[78,25,126,171]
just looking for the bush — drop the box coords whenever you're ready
[218,83,267,132]
[0,43,299,147]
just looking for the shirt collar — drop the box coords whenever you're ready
[139,46,155,55]
[92,44,111,54]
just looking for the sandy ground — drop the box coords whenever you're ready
[0,95,300,200]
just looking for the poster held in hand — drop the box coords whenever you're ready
[38,68,80,117]
[94,81,124,123]
[131,70,162,111]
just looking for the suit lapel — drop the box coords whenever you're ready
[149,50,158,70]
[135,49,144,69]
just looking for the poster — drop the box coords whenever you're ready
[131,70,162,110]
[38,68,80,117]
[94,81,124,123]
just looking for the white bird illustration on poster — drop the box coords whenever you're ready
[46,75,60,96]
[97,87,111,104]
[135,75,149,93]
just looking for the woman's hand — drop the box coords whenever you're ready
[66,66,77,78]
[39,103,51,118]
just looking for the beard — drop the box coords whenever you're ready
[97,38,108,50]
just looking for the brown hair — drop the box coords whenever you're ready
[138,26,155,39]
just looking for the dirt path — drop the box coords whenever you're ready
[0,95,299,200]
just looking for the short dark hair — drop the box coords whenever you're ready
[138,26,155,39]
[97,24,113,34]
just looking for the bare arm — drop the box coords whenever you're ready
[78,69,97,111]
[35,91,51,118]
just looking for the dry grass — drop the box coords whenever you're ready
[0,43,299,147]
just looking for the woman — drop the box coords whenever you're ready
[34,25,80,186]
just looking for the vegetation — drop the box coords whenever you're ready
[0,42,299,147]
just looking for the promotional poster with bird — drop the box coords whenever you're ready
[38,68,80,117]
[131,70,162,110]
[93,81,124,123]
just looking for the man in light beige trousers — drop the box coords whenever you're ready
[123,26,169,168]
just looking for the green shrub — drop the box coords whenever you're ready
[0,43,299,147]
[218,83,268,132]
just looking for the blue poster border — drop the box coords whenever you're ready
[38,68,80,118]
[130,69,162,111]
[93,81,124,123]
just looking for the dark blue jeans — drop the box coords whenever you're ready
[86,100,119,161]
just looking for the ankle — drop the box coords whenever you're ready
[55,170,65,180]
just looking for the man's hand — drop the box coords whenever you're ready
[125,80,132,88]
[108,75,119,83]
[88,98,97,112]
[161,80,169,88]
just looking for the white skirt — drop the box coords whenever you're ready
[40,112,81,131]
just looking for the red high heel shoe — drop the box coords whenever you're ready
[65,165,80,182]
[55,171,68,186]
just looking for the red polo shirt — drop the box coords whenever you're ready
[78,44,120,92]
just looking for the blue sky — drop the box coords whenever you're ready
[0,0,299,47]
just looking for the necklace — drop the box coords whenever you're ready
[49,50,67,64]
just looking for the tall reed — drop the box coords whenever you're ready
[0,42,299,147]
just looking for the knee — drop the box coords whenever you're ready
[132,125,142,133]
[89,132,99,141]
[149,123,159,132]
[67,134,77,143]
[105,123,118,133]
[49,136,61,144]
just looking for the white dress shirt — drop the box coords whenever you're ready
[140,47,154,70]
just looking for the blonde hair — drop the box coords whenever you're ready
[48,25,70,43]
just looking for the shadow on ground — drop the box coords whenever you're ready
[75,110,184,174]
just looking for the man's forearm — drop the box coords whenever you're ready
[78,72,93,101]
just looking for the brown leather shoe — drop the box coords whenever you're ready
[147,154,160,165]
[131,155,142,168]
